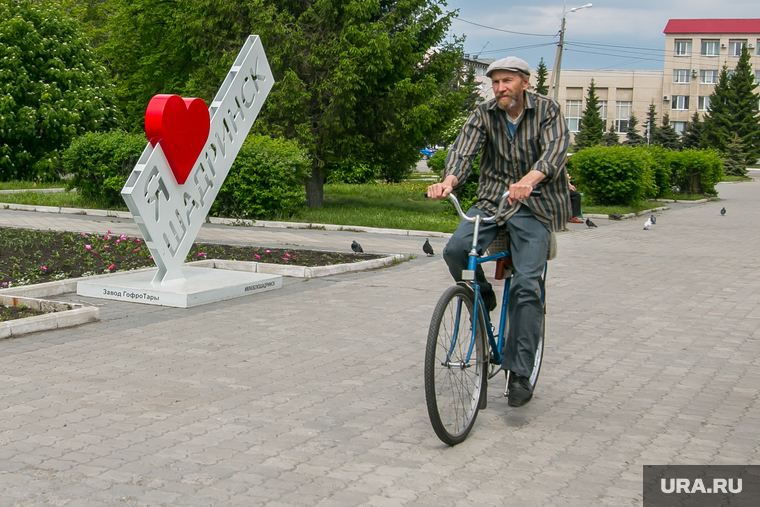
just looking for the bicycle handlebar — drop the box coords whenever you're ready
[424,190,541,223]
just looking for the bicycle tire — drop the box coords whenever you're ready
[424,284,487,446]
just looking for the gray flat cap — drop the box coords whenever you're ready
[486,56,531,78]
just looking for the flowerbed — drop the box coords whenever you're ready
[0,227,383,288]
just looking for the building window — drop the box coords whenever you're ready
[701,40,719,56]
[599,101,608,132]
[674,40,692,56]
[755,70,760,85]
[671,96,690,110]
[699,70,719,84]
[615,101,632,133]
[672,122,686,135]
[757,40,760,56]
[673,69,690,83]
[565,100,582,132]
[729,40,746,57]
[698,96,711,111]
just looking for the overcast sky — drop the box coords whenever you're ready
[442,0,758,71]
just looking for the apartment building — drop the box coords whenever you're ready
[463,19,760,141]
[663,19,760,134]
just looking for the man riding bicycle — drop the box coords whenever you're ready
[426,56,570,408]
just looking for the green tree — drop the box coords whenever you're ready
[601,124,619,146]
[101,0,467,206]
[623,114,645,146]
[645,103,658,147]
[0,0,119,181]
[681,112,703,150]
[535,57,549,95]
[652,113,681,150]
[722,133,747,176]
[727,46,760,164]
[574,79,604,150]
[702,64,732,152]
[461,66,482,113]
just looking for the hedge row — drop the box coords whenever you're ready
[62,130,309,218]
[567,146,723,205]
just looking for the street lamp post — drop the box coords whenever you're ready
[548,2,592,101]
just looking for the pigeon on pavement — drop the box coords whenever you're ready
[585,218,597,228]
[650,214,656,224]
[351,240,364,254]
[644,218,652,230]
[609,213,623,220]
[422,239,435,257]
[721,207,726,216]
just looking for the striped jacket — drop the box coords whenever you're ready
[444,91,571,232]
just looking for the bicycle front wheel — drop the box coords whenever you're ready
[424,284,487,446]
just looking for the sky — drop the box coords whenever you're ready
[442,0,759,71]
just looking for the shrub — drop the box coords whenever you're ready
[62,130,145,208]
[211,135,310,219]
[645,146,674,197]
[567,146,657,205]
[0,0,119,181]
[668,149,723,195]
[426,149,448,176]
[326,162,378,184]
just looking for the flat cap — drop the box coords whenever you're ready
[486,56,531,78]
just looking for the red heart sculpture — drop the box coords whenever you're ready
[145,94,210,185]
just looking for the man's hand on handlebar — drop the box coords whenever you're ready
[426,175,458,200]
[507,182,535,205]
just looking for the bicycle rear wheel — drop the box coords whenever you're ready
[424,284,487,446]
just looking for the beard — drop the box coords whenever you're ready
[496,92,519,111]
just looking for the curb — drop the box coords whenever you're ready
[0,294,98,340]
[584,206,670,220]
[187,254,410,279]
[0,202,451,238]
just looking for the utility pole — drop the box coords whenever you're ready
[548,2,592,101]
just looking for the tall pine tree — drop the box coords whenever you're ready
[722,133,747,176]
[727,46,760,164]
[601,124,619,146]
[645,103,658,147]
[535,57,549,95]
[574,79,604,150]
[653,113,681,150]
[623,114,644,146]
[702,64,733,152]
[681,112,703,150]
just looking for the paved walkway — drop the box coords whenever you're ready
[1,181,760,506]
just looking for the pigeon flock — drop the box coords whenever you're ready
[350,205,725,256]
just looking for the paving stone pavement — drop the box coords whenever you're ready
[1,181,760,506]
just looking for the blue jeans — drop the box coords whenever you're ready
[442,205,550,378]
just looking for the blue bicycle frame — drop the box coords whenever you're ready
[444,195,548,372]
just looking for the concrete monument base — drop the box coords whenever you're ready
[77,266,282,308]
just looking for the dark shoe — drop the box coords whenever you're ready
[507,373,533,407]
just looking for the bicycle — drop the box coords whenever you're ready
[424,190,555,446]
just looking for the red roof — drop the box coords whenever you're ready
[664,19,760,34]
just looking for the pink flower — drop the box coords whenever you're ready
[104,235,110,240]
[108,264,114,270]
[116,240,120,244]
[283,257,288,261]
[285,254,290,257]
[135,238,140,243]
[198,252,205,257]
[42,266,47,271]
[266,250,271,254]
[107,230,111,234]
[85,244,92,250]
[149,256,153,259]
[80,232,86,236]
[1,282,7,287]
[104,245,109,249]
[254,254,260,259]
[134,248,139,252]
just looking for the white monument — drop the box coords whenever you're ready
[77,36,282,308]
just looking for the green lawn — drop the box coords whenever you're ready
[0,178,727,232]
[0,180,65,190]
